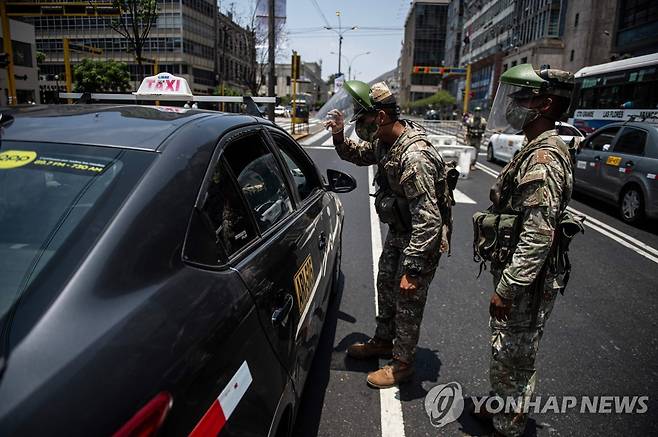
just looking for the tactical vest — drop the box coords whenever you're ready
[466,117,486,137]
[374,120,459,251]
[472,133,584,286]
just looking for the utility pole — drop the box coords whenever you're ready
[337,11,342,76]
[267,0,276,121]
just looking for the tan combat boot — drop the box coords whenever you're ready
[346,338,393,359]
[366,360,414,388]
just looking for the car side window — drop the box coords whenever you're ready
[224,133,293,232]
[202,159,258,258]
[614,127,647,156]
[587,127,620,151]
[557,126,581,137]
[270,133,321,201]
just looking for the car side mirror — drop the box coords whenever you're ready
[326,169,357,193]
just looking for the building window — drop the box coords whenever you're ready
[503,63,508,72]
[570,50,575,61]
[521,57,527,64]
[511,60,517,67]
[574,13,579,27]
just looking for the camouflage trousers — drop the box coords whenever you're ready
[374,231,440,364]
[466,135,482,165]
[489,272,561,437]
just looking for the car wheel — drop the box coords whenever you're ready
[487,143,495,162]
[619,186,645,225]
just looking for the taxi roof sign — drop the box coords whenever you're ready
[134,73,193,98]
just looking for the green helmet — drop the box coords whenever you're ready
[500,64,574,99]
[343,80,397,122]
[474,106,482,112]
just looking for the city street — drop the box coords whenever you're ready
[290,126,658,437]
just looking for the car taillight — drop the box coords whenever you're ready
[113,392,173,437]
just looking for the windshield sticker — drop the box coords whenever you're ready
[32,156,108,174]
[0,150,38,169]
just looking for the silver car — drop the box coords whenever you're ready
[574,121,658,224]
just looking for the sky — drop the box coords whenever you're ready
[221,0,412,82]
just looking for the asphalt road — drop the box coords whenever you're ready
[289,125,658,437]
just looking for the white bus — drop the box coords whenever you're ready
[570,53,658,134]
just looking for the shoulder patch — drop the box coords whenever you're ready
[535,149,553,164]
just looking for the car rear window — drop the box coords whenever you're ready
[0,142,153,323]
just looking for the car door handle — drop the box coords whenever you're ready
[625,160,634,167]
[271,294,294,327]
[318,232,327,250]
[594,156,601,161]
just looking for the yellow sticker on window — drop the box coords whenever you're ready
[606,156,622,166]
[0,150,37,169]
[293,255,314,314]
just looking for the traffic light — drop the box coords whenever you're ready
[0,53,9,68]
[291,51,301,80]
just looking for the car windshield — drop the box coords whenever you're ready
[0,141,153,341]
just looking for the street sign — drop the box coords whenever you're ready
[334,74,345,94]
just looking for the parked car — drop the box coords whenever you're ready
[274,105,288,117]
[0,104,355,436]
[574,121,658,224]
[487,122,584,163]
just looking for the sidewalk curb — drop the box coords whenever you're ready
[292,125,323,141]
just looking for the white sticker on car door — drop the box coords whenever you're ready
[576,160,587,170]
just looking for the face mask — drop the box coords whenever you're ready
[355,116,379,142]
[505,100,542,130]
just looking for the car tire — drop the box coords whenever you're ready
[487,143,495,162]
[619,185,645,225]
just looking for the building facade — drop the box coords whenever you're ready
[399,0,450,107]
[217,11,257,95]
[260,61,328,107]
[613,0,658,57]
[1,18,40,105]
[25,0,222,99]
[443,0,464,100]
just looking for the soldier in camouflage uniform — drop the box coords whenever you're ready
[324,81,452,389]
[464,106,487,169]
[473,65,579,436]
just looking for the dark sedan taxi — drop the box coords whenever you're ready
[0,104,354,436]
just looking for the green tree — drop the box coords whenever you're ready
[107,0,158,66]
[408,89,456,110]
[73,59,131,92]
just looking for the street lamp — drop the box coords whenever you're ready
[324,10,358,76]
[54,74,60,103]
[330,51,371,80]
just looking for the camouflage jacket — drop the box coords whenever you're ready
[493,129,574,300]
[335,120,445,273]
[465,116,487,137]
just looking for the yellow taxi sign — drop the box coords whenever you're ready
[606,155,622,166]
[133,72,193,98]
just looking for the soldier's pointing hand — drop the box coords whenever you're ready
[324,109,344,135]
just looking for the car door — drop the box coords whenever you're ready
[179,134,291,436]
[265,128,335,389]
[575,126,621,197]
[219,128,326,389]
[601,126,649,200]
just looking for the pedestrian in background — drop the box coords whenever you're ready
[464,106,487,170]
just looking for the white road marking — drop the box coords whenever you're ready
[454,189,476,204]
[368,166,406,437]
[475,162,658,265]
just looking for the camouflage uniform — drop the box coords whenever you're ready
[335,120,446,363]
[489,129,574,436]
[464,115,487,165]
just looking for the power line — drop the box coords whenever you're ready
[308,0,331,28]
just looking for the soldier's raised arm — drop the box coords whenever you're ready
[325,109,378,166]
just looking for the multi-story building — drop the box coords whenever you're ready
[399,0,450,107]
[1,18,40,105]
[26,0,219,98]
[613,0,658,57]
[443,0,464,99]
[460,0,515,111]
[260,61,328,107]
[217,11,257,95]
